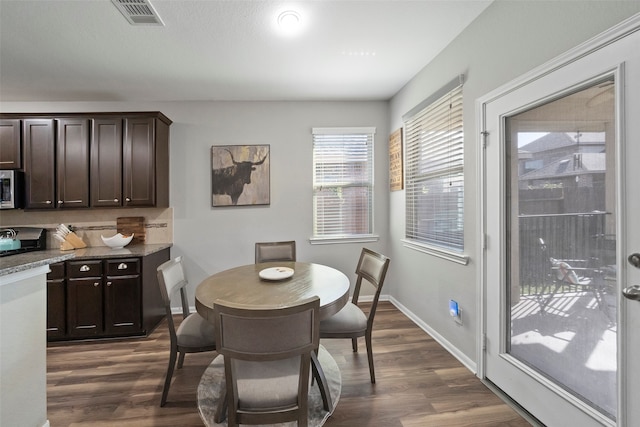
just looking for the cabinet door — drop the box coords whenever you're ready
[46,262,66,339]
[0,119,21,169]
[91,118,123,207]
[104,258,141,335]
[67,278,103,337]
[123,117,155,207]
[104,275,142,335]
[23,119,55,209]
[57,118,90,208]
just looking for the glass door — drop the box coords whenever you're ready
[481,18,640,427]
[506,80,617,419]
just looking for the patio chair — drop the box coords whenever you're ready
[542,257,606,312]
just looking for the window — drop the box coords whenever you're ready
[404,76,465,258]
[312,127,376,242]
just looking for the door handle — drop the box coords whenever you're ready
[623,285,640,301]
[629,253,640,269]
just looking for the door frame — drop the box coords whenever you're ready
[476,13,640,426]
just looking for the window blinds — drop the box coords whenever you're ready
[312,127,375,238]
[404,81,464,251]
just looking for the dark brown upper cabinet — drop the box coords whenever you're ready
[23,119,56,209]
[123,116,170,207]
[23,118,90,209]
[91,118,123,207]
[0,119,21,169]
[57,118,90,208]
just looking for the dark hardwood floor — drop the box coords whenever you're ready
[46,302,532,426]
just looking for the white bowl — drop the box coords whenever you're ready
[101,233,134,249]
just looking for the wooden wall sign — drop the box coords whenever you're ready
[389,128,403,191]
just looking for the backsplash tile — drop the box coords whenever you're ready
[0,208,173,249]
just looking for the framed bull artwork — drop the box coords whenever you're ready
[211,145,270,206]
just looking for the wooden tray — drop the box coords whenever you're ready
[116,217,146,245]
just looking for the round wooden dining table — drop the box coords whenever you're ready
[194,261,350,414]
[195,261,350,322]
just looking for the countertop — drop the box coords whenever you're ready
[0,243,172,277]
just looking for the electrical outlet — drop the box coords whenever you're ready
[449,299,463,325]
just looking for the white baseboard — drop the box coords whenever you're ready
[380,294,477,374]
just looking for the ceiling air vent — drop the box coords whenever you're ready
[112,0,164,26]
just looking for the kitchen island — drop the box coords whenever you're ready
[0,250,74,427]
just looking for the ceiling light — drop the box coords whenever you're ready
[277,10,301,34]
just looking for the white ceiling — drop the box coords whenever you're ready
[0,0,492,102]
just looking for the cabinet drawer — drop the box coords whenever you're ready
[47,262,65,280]
[105,258,140,276]
[68,260,103,278]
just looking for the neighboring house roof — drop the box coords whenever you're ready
[519,132,603,154]
[520,153,606,180]
[519,133,577,153]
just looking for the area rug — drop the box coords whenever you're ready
[197,345,341,427]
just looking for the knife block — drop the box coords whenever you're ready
[59,232,87,251]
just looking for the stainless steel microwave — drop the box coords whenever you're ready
[0,170,24,209]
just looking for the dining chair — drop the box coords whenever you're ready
[319,247,390,383]
[255,240,296,263]
[213,296,320,427]
[156,256,217,407]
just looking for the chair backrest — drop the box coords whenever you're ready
[213,296,320,426]
[156,256,190,329]
[352,248,391,325]
[255,240,296,263]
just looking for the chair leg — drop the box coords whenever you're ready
[177,351,186,369]
[352,337,358,352]
[365,331,375,384]
[311,350,332,411]
[214,388,228,423]
[299,411,308,427]
[160,347,178,407]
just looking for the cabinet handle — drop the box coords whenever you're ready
[93,282,99,287]
[58,200,63,204]
[125,197,131,202]
[107,281,112,287]
[80,265,91,272]
[114,198,119,202]
[117,263,128,270]
[45,200,52,204]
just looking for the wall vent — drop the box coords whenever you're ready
[112,0,164,26]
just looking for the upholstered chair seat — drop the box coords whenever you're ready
[175,312,216,348]
[318,303,367,335]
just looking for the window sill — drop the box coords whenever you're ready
[402,239,469,265]
[309,235,379,245]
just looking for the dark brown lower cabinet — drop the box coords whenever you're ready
[67,259,104,338]
[67,277,104,338]
[47,248,169,342]
[104,258,141,335]
[46,262,66,339]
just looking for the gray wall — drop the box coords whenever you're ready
[387,1,640,365]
